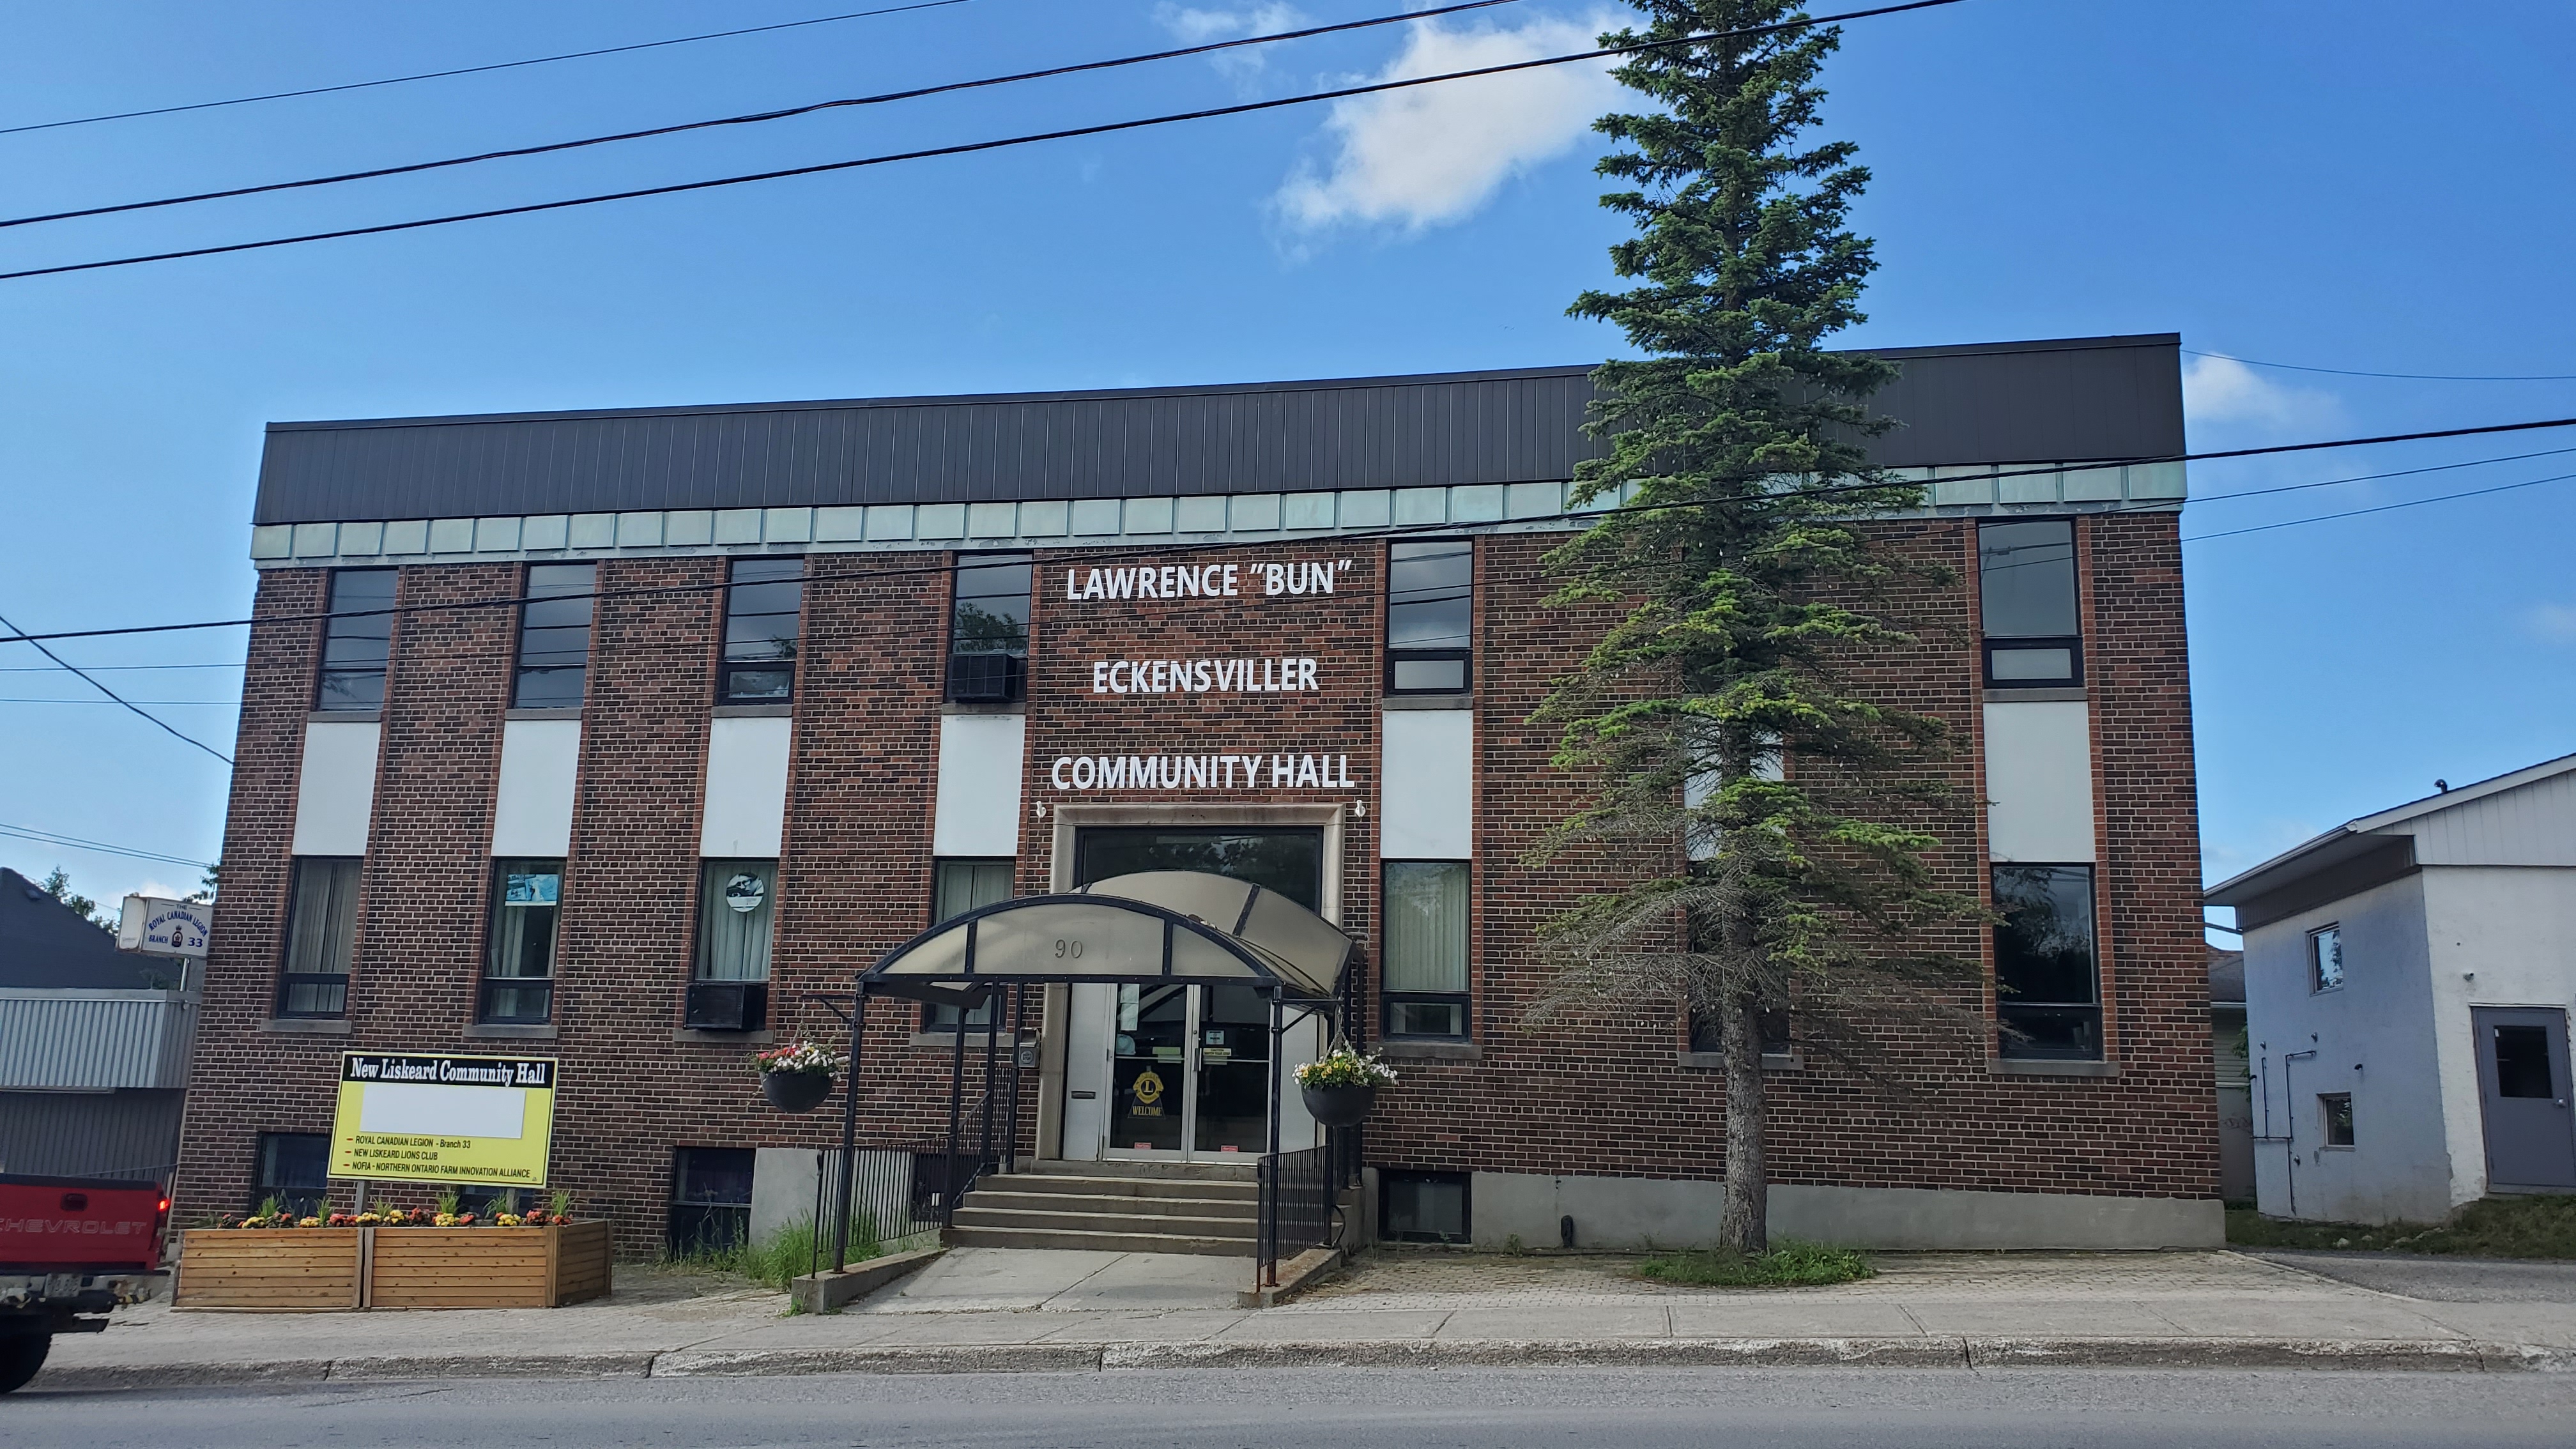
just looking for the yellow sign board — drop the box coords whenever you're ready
[329,1053,557,1187]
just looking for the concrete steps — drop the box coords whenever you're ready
[945,1159,1261,1257]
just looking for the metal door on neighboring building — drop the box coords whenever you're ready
[2472,1006,2576,1190]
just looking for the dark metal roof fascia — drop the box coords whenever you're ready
[252,335,2183,525]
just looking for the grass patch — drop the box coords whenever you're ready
[1636,1240,1875,1288]
[2227,1195,2576,1258]
[664,1211,885,1291]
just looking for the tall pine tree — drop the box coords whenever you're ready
[1532,1,1983,1254]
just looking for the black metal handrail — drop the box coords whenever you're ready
[1257,1143,1335,1286]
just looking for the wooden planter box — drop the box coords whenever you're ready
[176,1222,612,1311]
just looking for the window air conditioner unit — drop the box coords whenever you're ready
[685,981,769,1031]
[949,653,1014,702]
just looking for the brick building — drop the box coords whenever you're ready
[178,334,2218,1255]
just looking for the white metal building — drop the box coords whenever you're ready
[2205,755,2576,1222]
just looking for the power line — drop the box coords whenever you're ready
[0,1,1521,232]
[8,408,2576,652]
[0,0,1972,284]
[0,1,970,138]
[2185,349,2576,384]
[0,821,213,869]
[0,606,234,765]
[0,661,242,672]
[2181,470,2576,544]
[0,697,237,705]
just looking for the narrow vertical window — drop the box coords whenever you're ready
[316,569,396,710]
[924,858,1012,1030]
[276,856,361,1018]
[696,860,778,982]
[2308,924,2344,993]
[1978,519,2081,687]
[1993,863,2102,1060]
[513,563,595,709]
[253,1132,330,1216]
[1386,540,1472,693]
[480,859,562,1023]
[719,557,803,704]
[947,553,1032,703]
[1381,861,1470,1039]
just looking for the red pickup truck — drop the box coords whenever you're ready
[1,1174,169,1394]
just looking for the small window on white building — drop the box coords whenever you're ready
[2319,1092,2354,1147]
[2308,924,2344,993]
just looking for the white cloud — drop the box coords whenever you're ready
[1272,11,1624,238]
[1156,3,1307,88]
[2528,602,2576,643]
[2182,354,2340,434]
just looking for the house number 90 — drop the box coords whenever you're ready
[1054,939,1085,959]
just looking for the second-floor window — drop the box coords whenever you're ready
[480,859,562,1023]
[316,569,396,710]
[514,564,595,709]
[1386,540,1471,693]
[2308,924,2345,993]
[947,553,1032,703]
[1993,863,2102,1060]
[1979,519,2081,687]
[719,557,804,704]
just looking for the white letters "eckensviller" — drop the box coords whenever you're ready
[1093,657,1317,694]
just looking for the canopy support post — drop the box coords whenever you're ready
[944,1002,969,1229]
[831,985,869,1273]
[977,992,1001,1174]
[1262,986,1284,1287]
[1004,983,1028,1176]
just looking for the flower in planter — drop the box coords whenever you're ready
[433,1213,459,1227]
[495,1213,523,1226]
[1294,1046,1399,1089]
[457,1213,478,1226]
[297,1216,322,1228]
[355,1212,383,1225]
[751,1041,845,1077]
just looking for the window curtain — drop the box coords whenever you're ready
[699,860,777,981]
[488,862,562,979]
[933,859,1015,923]
[285,858,361,976]
[1383,861,1469,993]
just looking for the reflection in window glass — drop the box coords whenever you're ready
[317,570,396,710]
[947,553,1032,702]
[696,860,777,982]
[1383,1170,1469,1243]
[514,564,595,709]
[254,1131,330,1216]
[668,1146,755,1254]
[1978,519,2080,687]
[481,859,561,1023]
[2319,1092,2355,1146]
[1386,540,1472,693]
[1993,864,2101,1060]
[2308,925,2344,992]
[1074,828,1323,912]
[720,557,803,703]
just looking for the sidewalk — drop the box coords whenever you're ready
[36,1246,2576,1390]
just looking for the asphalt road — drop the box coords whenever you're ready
[11,1367,2576,1448]
[2252,1252,2576,1304]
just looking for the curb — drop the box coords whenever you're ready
[34,1336,2574,1388]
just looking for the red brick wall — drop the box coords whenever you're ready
[178,514,2215,1251]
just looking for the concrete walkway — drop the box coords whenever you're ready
[35,1247,2576,1390]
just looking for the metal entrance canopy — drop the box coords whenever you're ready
[862,871,1352,1001]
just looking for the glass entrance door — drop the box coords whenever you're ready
[1193,984,1271,1154]
[1102,983,1276,1160]
[1108,983,1190,1154]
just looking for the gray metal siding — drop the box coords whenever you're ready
[0,1089,185,1181]
[0,991,197,1091]
[2397,770,2576,868]
[252,337,2183,525]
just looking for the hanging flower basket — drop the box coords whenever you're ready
[1295,1046,1397,1127]
[753,1041,845,1114]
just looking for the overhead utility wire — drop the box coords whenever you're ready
[0,0,1971,284]
[2181,470,2576,544]
[0,606,233,764]
[6,405,2575,652]
[0,1,970,137]
[0,0,1520,230]
[0,822,213,869]
[2184,349,2576,384]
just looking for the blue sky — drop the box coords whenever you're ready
[2,1,2572,919]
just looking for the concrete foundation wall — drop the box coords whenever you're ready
[1471,1171,2223,1251]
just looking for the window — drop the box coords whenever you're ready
[1386,540,1472,693]
[2319,1092,2356,1147]
[2308,924,2345,993]
[924,859,1013,1030]
[480,859,562,1023]
[1381,1170,1469,1243]
[667,1147,755,1254]
[696,859,778,983]
[947,552,1032,703]
[254,1131,328,1216]
[1074,827,1324,911]
[1383,861,1469,1039]
[1687,1006,1792,1057]
[719,557,804,703]
[1978,519,2081,687]
[316,569,396,710]
[1993,864,2101,1060]
[513,563,595,709]
[2493,1025,2556,1098]
[277,857,361,1017]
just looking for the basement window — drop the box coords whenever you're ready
[253,1131,328,1217]
[1381,1170,1469,1244]
[667,1147,755,1255]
